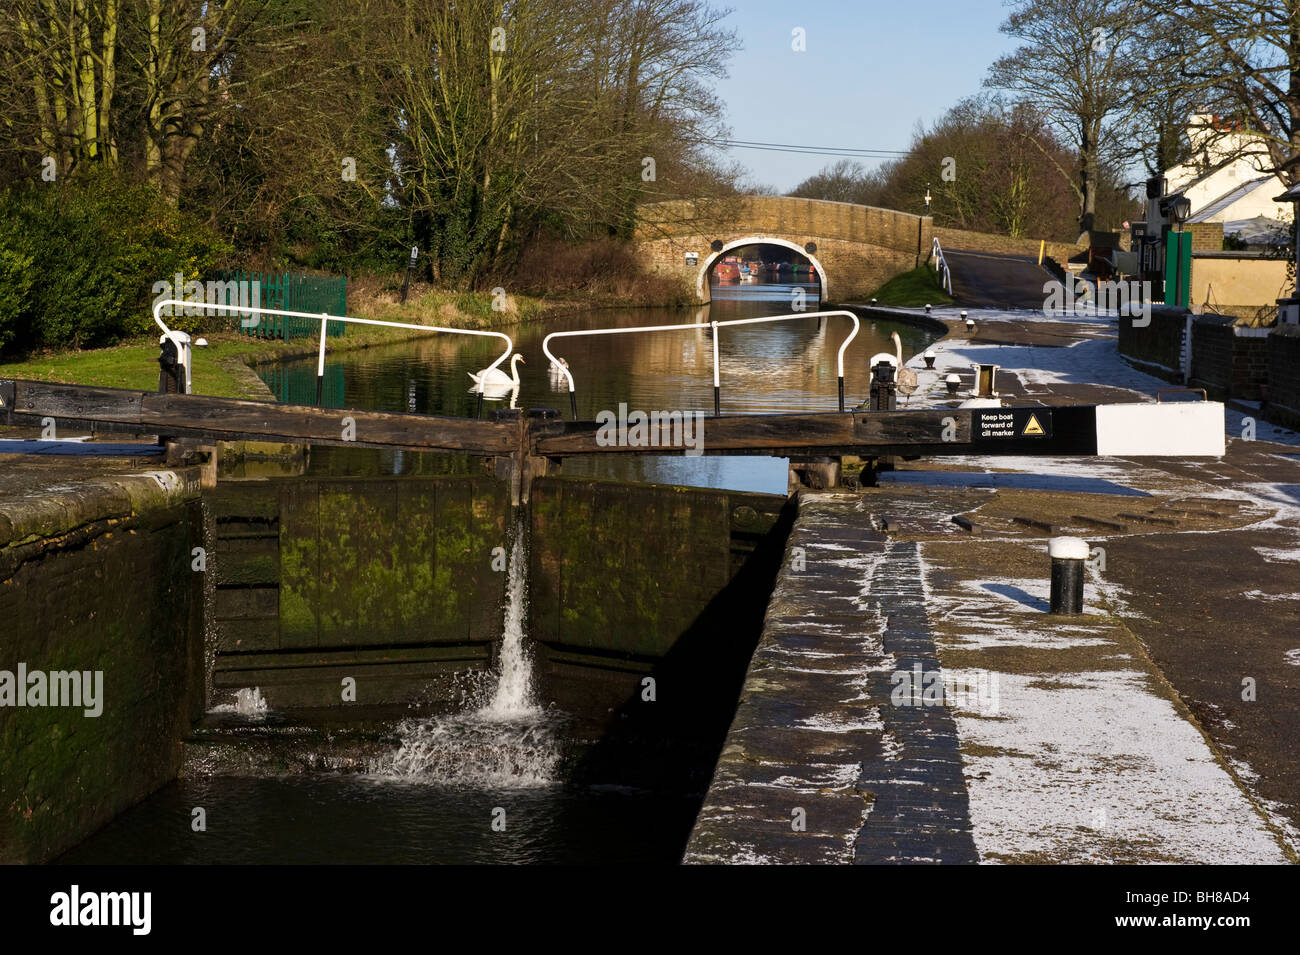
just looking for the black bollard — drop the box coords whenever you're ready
[158,337,182,394]
[1048,537,1088,614]
[869,361,896,412]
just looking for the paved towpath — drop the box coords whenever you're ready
[686,307,1299,863]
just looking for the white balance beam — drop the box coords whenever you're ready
[1095,402,1226,457]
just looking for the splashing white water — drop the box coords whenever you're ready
[370,515,557,785]
[209,686,269,718]
[480,516,540,720]
[373,712,561,787]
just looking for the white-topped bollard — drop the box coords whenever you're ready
[1048,537,1089,615]
[963,310,975,333]
[945,372,961,395]
[923,348,936,369]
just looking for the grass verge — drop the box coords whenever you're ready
[0,286,581,399]
[867,265,955,307]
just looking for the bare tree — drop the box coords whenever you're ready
[1140,0,1300,185]
[986,0,1142,234]
[787,159,883,206]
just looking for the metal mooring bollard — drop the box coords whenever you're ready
[1048,537,1089,614]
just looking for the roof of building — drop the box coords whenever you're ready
[1222,214,1289,246]
[1275,182,1300,202]
[1187,176,1277,223]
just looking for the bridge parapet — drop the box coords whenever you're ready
[635,196,933,303]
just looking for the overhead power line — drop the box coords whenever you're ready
[706,138,909,159]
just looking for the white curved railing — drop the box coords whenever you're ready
[932,237,953,295]
[151,299,513,404]
[542,310,861,418]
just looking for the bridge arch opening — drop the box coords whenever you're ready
[699,237,828,303]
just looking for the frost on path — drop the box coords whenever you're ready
[921,544,1288,864]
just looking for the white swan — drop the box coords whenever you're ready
[469,353,525,391]
[891,332,919,404]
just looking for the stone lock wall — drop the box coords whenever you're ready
[0,475,204,864]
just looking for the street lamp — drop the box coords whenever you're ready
[1165,194,1191,227]
[1159,194,1193,307]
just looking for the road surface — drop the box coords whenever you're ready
[944,248,1056,310]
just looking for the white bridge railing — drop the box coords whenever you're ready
[932,237,953,295]
[151,299,514,405]
[542,310,861,418]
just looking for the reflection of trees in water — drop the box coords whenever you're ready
[271,306,938,420]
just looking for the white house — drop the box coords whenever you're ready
[1165,114,1290,246]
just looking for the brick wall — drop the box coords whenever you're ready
[1118,307,1187,381]
[1266,325,1300,428]
[1189,222,1224,252]
[932,226,1076,264]
[1188,316,1270,401]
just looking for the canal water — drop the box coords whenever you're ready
[259,281,933,494]
[58,283,936,865]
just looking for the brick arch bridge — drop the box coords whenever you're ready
[635,196,933,304]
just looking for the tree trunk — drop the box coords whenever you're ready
[1079,124,1098,234]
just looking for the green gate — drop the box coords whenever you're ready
[219,270,348,341]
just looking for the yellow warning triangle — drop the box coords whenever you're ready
[1022,414,1045,436]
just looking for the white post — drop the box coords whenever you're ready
[711,320,721,416]
[316,314,329,405]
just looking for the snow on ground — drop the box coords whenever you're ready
[884,310,1298,860]
[919,546,1290,864]
[918,336,1159,402]
[952,670,1286,864]
[902,315,1300,565]
[899,308,1299,442]
[930,575,1116,650]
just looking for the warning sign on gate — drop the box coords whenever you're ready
[975,407,1053,441]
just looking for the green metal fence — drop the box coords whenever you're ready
[218,270,348,341]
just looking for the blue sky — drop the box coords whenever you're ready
[713,0,1021,192]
